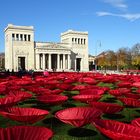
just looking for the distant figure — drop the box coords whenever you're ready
[52,67,56,72]
[6,69,10,76]
[43,70,49,77]
[29,69,34,80]
[18,68,23,78]
[77,69,79,73]
[11,69,14,75]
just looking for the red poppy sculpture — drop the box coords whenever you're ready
[93,119,140,140]
[109,88,130,97]
[131,118,140,128]
[79,77,97,85]
[136,89,140,94]
[72,95,102,103]
[80,89,104,95]
[7,91,32,101]
[124,92,140,99]
[37,95,68,105]
[117,82,132,88]
[89,101,123,114]
[55,107,102,127]
[109,89,122,97]
[118,97,140,107]
[72,85,87,91]
[0,85,6,94]
[51,89,63,95]
[0,96,21,108]
[0,126,53,140]
[132,82,140,88]
[56,83,73,90]
[0,107,49,124]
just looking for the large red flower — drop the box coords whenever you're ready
[55,107,102,127]
[93,119,140,140]
[0,126,53,140]
[0,107,49,124]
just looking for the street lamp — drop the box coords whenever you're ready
[95,40,101,71]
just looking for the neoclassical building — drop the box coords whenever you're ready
[4,24,89,72]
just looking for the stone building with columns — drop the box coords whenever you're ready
[4,24,89,72]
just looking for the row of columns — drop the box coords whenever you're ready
[36,53,71,70]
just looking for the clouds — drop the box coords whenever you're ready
[96,11,140,21]
[96,0,140,21]
[96,11,114,16]
[103,0,127,9]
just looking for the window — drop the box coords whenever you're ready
[24,35,27,41]
[72,38,74,43]
[28,35,31,41]
[75,38,77,44]
[12,34,15,41]
[84,39,86,44]
[78,38,80,44]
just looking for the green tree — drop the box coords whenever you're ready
[131,43,140,69]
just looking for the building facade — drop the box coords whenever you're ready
[88,54,95,71]
[4,24,89,72]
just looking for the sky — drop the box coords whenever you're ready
[0,0,140,55]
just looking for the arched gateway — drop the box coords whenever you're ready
[4,24,89,72]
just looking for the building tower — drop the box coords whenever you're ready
[61,30,89,71]
[4,24,35,71]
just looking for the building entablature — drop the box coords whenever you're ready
[61,30,88,37]
[35,47,71,54]
[4,24,34,32]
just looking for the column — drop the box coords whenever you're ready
[75,59,77,71]
[48,53,51,70]
[63,54,65,70]
[81,58,83,71]
[60,55,62,70]
[42,53,45,70]
[81,39,83,44]
[36,53,40,70]
[57,54,60,71]
[40,54,43,69]
[67,54,71,70]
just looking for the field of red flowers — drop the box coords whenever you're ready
[0,72,140,140]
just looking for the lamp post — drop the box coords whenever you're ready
[95,40,101,71]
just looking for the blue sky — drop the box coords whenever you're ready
[0,0,140,55]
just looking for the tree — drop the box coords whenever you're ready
[117,47,131,70]
[96,52,107,70]
[131,43,140,69]
[105,50,117,70]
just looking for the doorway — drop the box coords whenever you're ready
[18,57,25,70]
[51,54,57,71]
[76,58,81,71]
